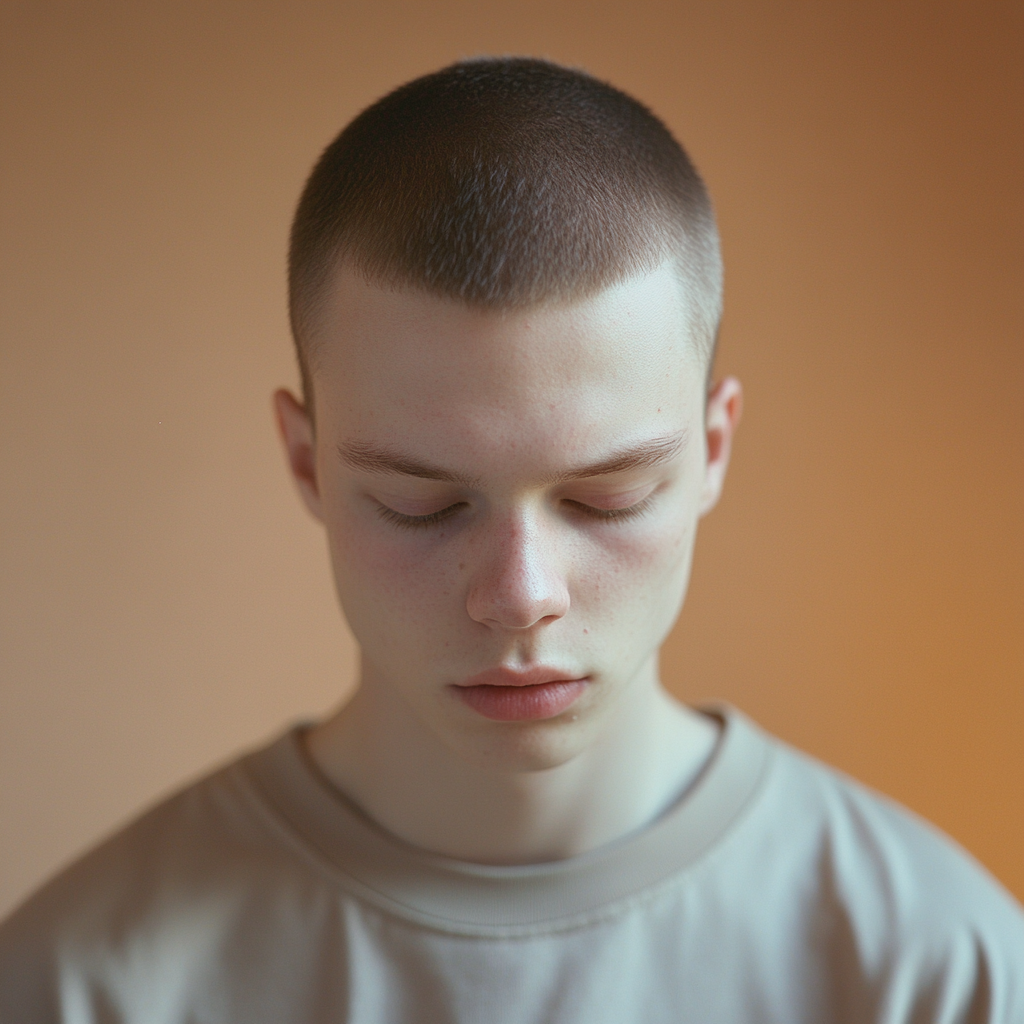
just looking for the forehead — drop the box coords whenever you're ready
[311,264,704,463]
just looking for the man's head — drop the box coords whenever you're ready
[288,57,723,414]
[276,60,740,773]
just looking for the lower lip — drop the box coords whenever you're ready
[454,679,588,721]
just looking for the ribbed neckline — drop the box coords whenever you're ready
[237,705,772,937]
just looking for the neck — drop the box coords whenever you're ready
[305,660,719,865]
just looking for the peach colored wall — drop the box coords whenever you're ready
[1,0,1020,917]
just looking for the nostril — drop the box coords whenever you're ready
[464,518,571,628]
[466,576,570,630]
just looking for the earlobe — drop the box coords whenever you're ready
[699,376,743,517]
[272,389,324,522]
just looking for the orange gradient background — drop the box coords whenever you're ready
[1,0,1021,916]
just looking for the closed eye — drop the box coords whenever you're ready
[375,502,468,529]
[375,495,655,529]
[563,496,655,522]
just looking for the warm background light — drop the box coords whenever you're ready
[1,0,1021,917]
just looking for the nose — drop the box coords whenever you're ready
[465,511,570,630]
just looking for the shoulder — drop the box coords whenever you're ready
[739,718,1024,1020]
[0,735,318,1017]
[761,733,1021,927]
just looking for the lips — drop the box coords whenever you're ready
[452,667,589,722]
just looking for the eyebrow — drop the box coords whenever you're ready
[339,441,476,486]
[338,431,687,487]
[551,431,688,482]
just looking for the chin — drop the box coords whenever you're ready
[438,715,596,774]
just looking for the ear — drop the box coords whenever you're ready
[273,389,324,522]
[699,376,743,517]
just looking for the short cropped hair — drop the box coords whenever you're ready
[288,57,722,409]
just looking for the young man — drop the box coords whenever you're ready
[1,58,1021,1022]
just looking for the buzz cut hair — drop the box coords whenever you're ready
[288,57,722,410]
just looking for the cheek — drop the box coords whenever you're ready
[326,521,462,665]
[576,512,696,614]
[326,507,462,611]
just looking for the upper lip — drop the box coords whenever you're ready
[455,666,587,688]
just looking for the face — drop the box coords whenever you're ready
[276,263,740,771]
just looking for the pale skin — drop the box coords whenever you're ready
[274,261,742,865]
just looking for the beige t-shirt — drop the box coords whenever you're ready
[1,707,1021,1023]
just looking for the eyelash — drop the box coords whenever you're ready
[565,496,655,522]
[375,496,654,530]
[375,503,468,530]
